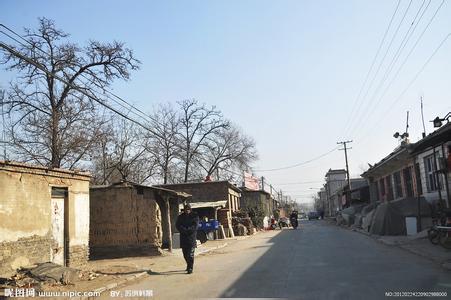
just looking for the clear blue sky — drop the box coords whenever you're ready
[1,0,451,204]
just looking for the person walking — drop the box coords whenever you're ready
[176,203,199,274]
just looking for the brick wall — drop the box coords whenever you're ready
[89,186,162,259]
[0,235,51,277]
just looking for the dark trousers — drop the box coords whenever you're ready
[182,246,195,270]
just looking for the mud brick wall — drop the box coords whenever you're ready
[89,186,162,259]
[0,235,51,277]
[67,245,89,268]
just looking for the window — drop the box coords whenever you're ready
[379,178,385,196]
[415,163,423,195]
[393,171,403,199]
[403,167,414,197]
[424,155,438,192]
[386,176,394,201]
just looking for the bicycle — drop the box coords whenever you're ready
[427,209,451,249]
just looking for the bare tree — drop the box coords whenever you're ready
[146,103,181,184]
[177,99,229,182]
[197,124,257,179]
[90,119,156,185]
[1,18,140,168]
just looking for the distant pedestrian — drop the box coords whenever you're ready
[176,203,199,274]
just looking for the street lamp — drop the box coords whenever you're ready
[431,112,451,128]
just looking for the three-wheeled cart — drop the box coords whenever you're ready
[197,220,219,243]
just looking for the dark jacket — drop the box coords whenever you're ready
[176,211,199,248]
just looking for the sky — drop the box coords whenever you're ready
[1,0,451,204]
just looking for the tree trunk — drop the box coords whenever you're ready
[51,110,60,168]
[165,197,172,252]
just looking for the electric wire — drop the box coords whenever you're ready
[350,0,435,139]
[342,0,401,137]
[0,24,336,202]
[254,146,340,172]
[0,24,158,127]
[344,0,413,138]
[355,30,451,146]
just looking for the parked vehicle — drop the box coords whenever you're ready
[278,217,290,228]
[428,209,451,249]
[308,211,319,220]
[270,217,278,230]
[197,219,219,243]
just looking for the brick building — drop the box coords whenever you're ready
[157,181,241,235]
[0,161,90,277]
[240,188,274,228]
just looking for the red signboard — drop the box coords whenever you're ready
[244,172,259,190]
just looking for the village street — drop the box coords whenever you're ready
[102,220,451,300]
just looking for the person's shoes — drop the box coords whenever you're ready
[187,269,193,274]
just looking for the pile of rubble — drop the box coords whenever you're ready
[232,216,254,236]
[2,262,100,289]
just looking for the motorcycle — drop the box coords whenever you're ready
[290,216,298,229]
[270,217,278,230]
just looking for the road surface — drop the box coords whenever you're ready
[104,220,451,300]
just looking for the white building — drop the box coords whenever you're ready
[324,169,347,216]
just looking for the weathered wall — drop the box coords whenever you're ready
[240,191,271,216]
[89,186,162,258]
[0,162,90,276]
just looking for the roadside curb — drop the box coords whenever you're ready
[78,242,230,299]
[79,271,148,300]
[196,242,229,256]
[347,225,451,271]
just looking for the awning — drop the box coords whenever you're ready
[181,200,228,210]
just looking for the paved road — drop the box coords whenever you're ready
[106,220,451,300]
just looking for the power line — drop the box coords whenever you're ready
[342,0,401,137]
[255,146,339,172]
[0,24,159,127]
[0,23,327,202]
[344,0,414,138]
[359,0,444,140]
[355,30,450,145]
[349,0,436,139]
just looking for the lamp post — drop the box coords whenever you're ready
[431,112,451,128]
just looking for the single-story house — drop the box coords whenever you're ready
[408,121,451,209]
[239,187,274,228]
[157,181,241,237]
[89,181,190,258]
[0,161,90,277]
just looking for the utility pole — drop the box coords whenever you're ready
[337,140,353,206]
[261,176,265,191]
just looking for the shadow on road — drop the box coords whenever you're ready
[220,220,451,300]
[147,270,186,276]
